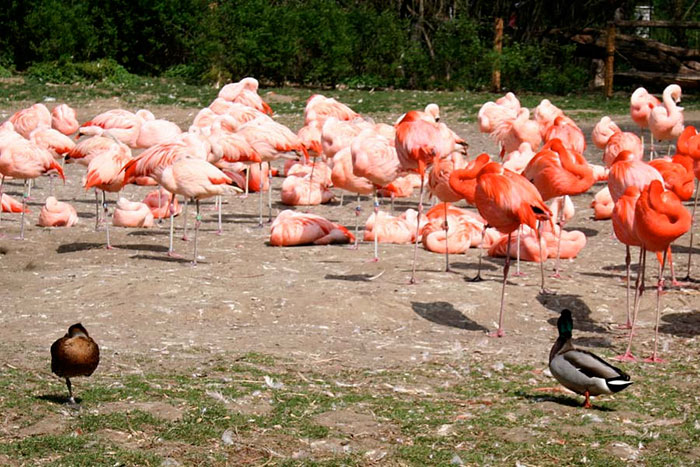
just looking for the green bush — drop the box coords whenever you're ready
[0,65,11,79]
[26,59,138,85]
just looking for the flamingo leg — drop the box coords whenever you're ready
[308,157,316,207]
[0,175,4,228]
[49,174,55,198]
[409,176,425,284]
[181,198,189,241]
[667,245,678,286]
[193,199,201,265]
[617,247,645,362]
[552,198,565,278]
[351,193,360,250]
[257,162,264,227]
[443,202,451,273]
[644,249,667,363]
[372,189,379,261]
[245,165,250,197]
[157,187,163,224]
[513,226,524,277]
[94,189,101,230]
[682,180,698,281]
[339,192,344,207]
[19,179,28,240]
[617,245,633,329]
[470,227,486,282]
[267,162,273,222]
[390,193,395,216]
[167,193,180,258]
[216,195,223,235]
[490,232,511,338]
[537,221,551,294]
[103,191,112,250]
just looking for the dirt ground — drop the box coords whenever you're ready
[0,99,698,384]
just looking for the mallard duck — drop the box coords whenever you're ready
[50,323,100,404]
[549,310,632,408]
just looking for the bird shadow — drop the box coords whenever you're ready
[538,293,607,333]
[129,254,194,264]
[670,243,700,255]
[57,242,105,253]
[127,229,170,237]
[411,301,489,332]
[36,394,81,405]
[572,336,614,348]
[570,226,599,238]
[114,243,169,253]
[449,261,499,273]
[659,311,700,337]
[515,390,614,411]
[325,273,381,282]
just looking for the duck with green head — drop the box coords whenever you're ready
[549,309,633,408]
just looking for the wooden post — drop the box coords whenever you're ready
[492,17,504,93]
[604,22,616,98]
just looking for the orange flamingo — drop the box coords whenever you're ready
[681,126,700,279]
[450,161,551,336]
[632,180,691,362]
[396,110,460,283]
[591,186,614,220]
[543,115,586,156]
[523,138,595,278]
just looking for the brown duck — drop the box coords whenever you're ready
[51,323,100,404]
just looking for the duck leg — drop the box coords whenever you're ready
[65,377,75,405]
[644,249,667,363]
[583,390,592,409]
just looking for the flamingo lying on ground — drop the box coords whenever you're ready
[269,210,354,246]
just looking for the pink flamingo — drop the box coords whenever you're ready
[304,94,359,126]
[490,108,542,159]
[543,115,586,156]
[592,116,621,149]
[112,198,154,228]
[331,147,374,246]
[217,77,273,116]
[269,210,354,246]
[364,209,423,245]
[83,146,134,248]
[0,138,64,238]
[534,99,564,139]
[2,193,28,214]
[79,109,148,148]
[143,188,181,219]
[8,103,51,138]
[591,186,614,220]
[154,157,241,264]
[630,87,660,155]
[135,117,182,148]
[51,104,80,136]
[38,196,78,227]
[648,84,684,158]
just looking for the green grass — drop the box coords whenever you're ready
[2,76,698,123]
[4,352,697,465]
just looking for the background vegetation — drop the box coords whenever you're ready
[0,0,698,93]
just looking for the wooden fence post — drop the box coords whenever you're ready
[492,17,504,93]
[605,22,616,98]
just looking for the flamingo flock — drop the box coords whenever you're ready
[0,79,697,359]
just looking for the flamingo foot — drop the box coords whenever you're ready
[167,251,183,259]
[613,352,637,362]
[105,245,114,250]
[181,235,190,241]
[488,328,505,338]
[347,244,359,250]
[643,355,666,363]
[408,277,418,285]
[14,236,25,241]
[540,287,556,295]
[550,272,562,279]
[216,229,223,236]
[616,322,633,330]
[512,271,526,277]
[469,274,484,282]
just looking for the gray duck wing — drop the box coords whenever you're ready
[561,349,627,380]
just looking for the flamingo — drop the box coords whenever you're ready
[632,180,691,362]
[331,147,374,246]
[83,146,134,248]
[396,110,461,283]
[0,138,64,238]
[681,127,700,279]
[449,161,551,337]
[630,87,660,155]
[523,138,595,279]
[135,117,182,148]
[8,103,51,138]
[648,84,684,158]
[51,104,80,136]
[591,186,614,220]
[155,157,241,264]
[1,193,28,214]
[351,129,400,260]
[79,109,146,148]
[544,115,586,156]
[112,198,155,228]
[490,108,542,159]
[534,99,564,139]
[364,209,423,245]
[612,186,643,358]
[592,116,621,150]
[38,196,79,227]
[269,210,354,246]
[217,77,273,115]
[304,94,359,126]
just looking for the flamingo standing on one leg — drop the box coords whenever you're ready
[450,161,551,337]
[681,127,700,280]
[632,180,691,362]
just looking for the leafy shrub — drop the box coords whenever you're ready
[0,65,11,78]
[26,59,138,85]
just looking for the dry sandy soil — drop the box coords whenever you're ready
[0,100,698,405]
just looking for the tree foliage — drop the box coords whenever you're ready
[0,0,693,92]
